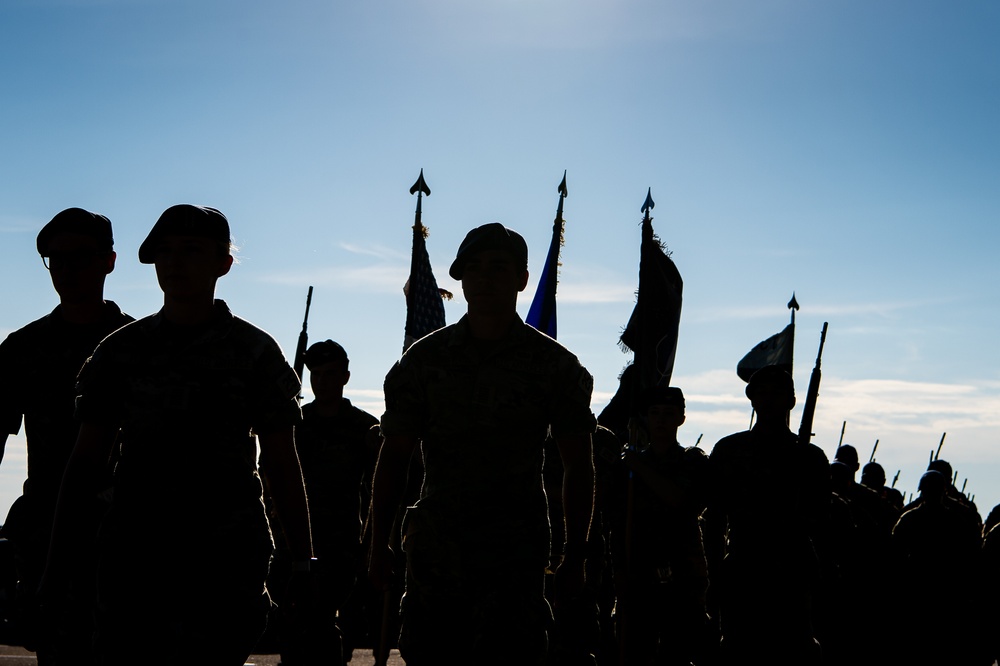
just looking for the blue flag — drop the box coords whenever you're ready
[525,220,562,339]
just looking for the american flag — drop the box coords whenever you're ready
[403,223,449,353]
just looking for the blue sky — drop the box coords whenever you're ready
[1,1,998,513]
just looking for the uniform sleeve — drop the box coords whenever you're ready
[379,353,427,438]
[0,333,26,435]
[248,332,302,434]
[548,352,597,438]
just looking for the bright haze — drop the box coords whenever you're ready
[1,1,998,514]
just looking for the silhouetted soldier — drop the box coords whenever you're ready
[269,339,380,665]
[859,461,904,523]
[889,470,986,666]
[368,223,596,666]
[613,386,709,666]
[704,365,829,665]
[40,204,312,666]
[927,458,982,527]
[0,208,132,663]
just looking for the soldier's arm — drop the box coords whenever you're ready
[553,432,594,604]
[368,433,418,591]
[258,427,313,562]
[40,421,118,594]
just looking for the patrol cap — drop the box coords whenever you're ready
[138,204,230,264]
[37,208,114,256]
[639,386,685,414]
[304,339,348,371]
[745,365,795,399]
[448,223,528,280]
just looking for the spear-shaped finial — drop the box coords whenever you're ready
[557,170,568,220]
[410,168,431,230]
[642,188,655,217]
[788,292,800,325]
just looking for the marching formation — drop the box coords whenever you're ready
[0,175,996,666]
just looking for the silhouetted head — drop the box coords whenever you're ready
[927,459,953,483]
[448,223,528,280]
[639,386,685,415]
[830,461,852,495]
[834,445,860,472]
[745,365,795,417]
[918,470,947,502]
[306,339,350,400]
[37,207,114,256]
[37,208,117,304]
[305,339,349,372]
[861,462,886,489]
[138,204,231,264]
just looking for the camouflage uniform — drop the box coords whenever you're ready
[381,314,596,666]
[74,300,300,664]
[0,301,132,659]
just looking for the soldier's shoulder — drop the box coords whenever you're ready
[2,310,58,347]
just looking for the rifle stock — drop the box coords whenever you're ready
[797,322,828,446]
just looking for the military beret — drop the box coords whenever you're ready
[448,222,528,280]
[138,204,230,264]
[37,208,114,255]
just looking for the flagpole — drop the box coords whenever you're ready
[526,171,567,338]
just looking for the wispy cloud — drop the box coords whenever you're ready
[339,242,408,262]
[259,264,407,293]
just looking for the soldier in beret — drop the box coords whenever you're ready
[368,223,597,666]
[0,208,133,663]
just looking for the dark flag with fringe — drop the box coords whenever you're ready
[619,194,684,393]
[526,172,568,339]
[600,190,683,443]
[403,170,451,353]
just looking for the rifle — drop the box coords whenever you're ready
[292,286,314,388]
[797,322,828,446]
[869,439,879,463]
[934,432,946,460]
